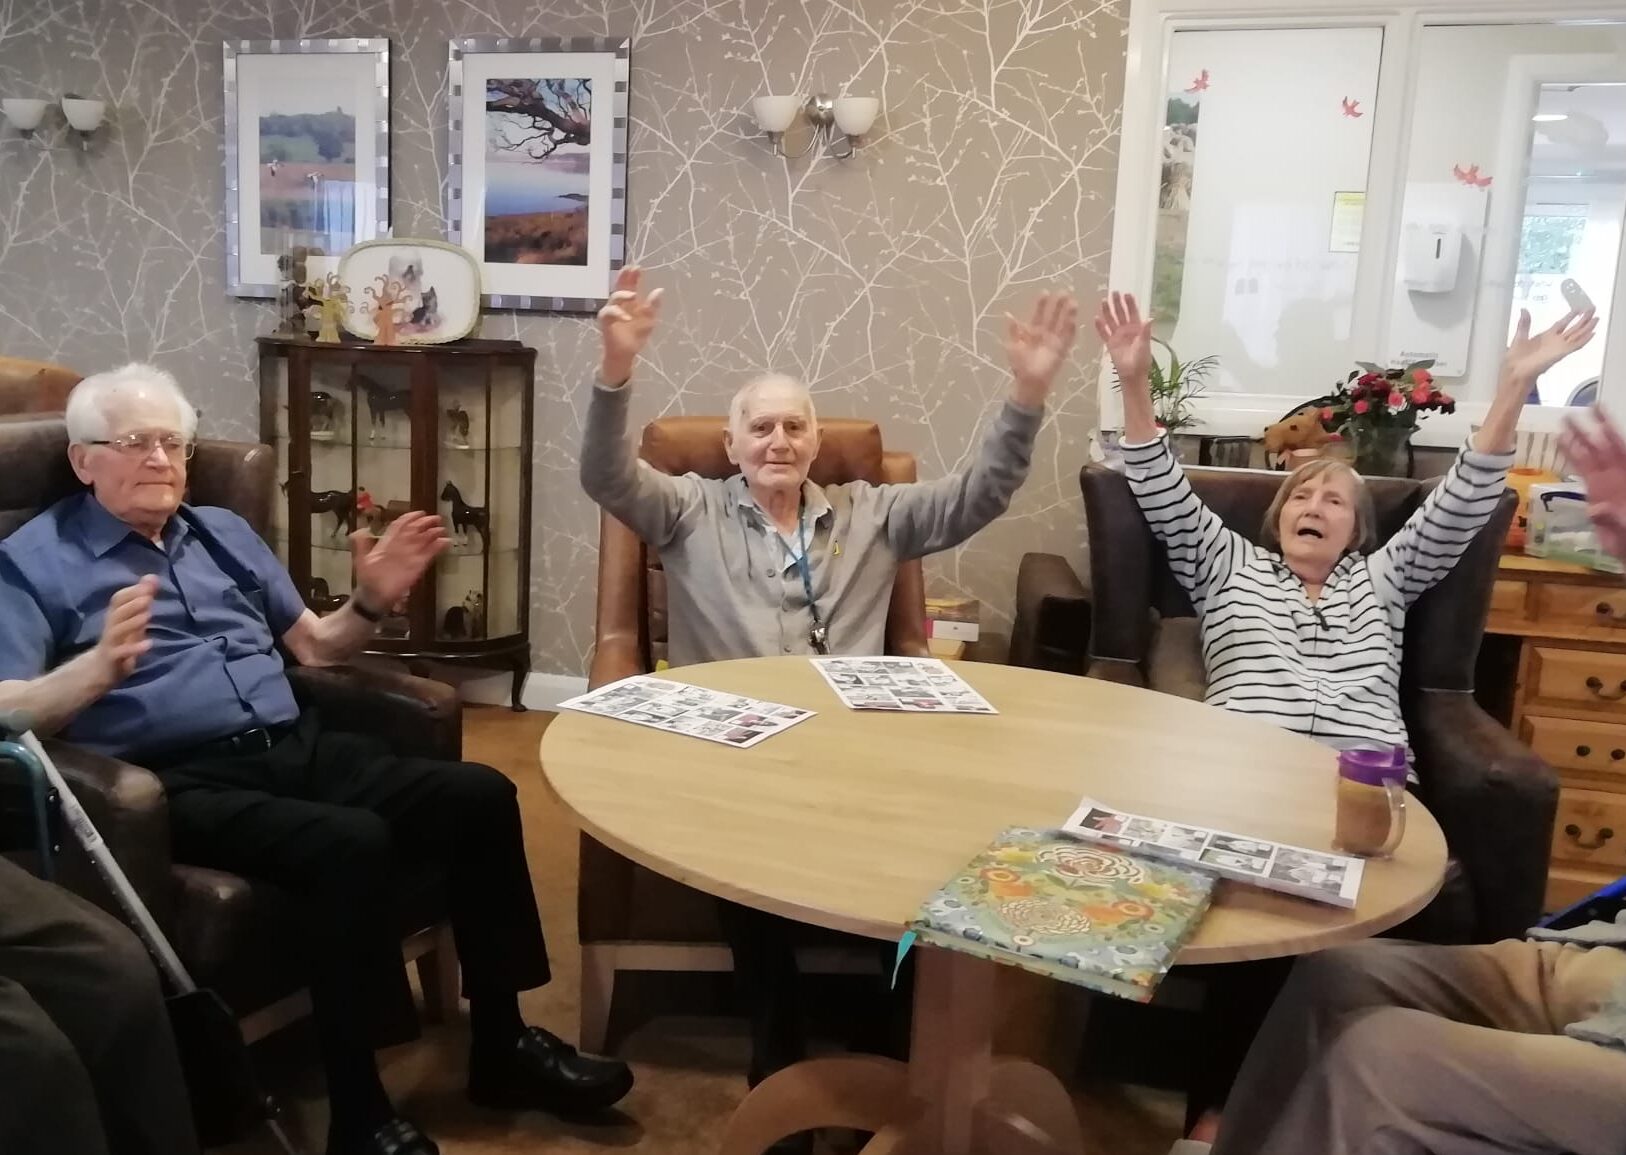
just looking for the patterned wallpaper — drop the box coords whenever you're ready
[0,0,1125,677]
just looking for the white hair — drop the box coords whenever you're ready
[65,362,198,444]
[727,373,817,433]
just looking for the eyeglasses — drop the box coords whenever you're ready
[87,432,196,460]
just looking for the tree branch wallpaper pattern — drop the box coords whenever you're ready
[0,0,1125,677]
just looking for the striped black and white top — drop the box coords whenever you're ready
[1122,435,1514,754]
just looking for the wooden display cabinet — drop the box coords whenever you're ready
[257,335,535,709]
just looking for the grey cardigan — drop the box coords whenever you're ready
[580,382,1042,667]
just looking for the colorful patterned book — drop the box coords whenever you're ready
[909,826,1216,1003]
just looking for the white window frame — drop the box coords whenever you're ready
[1100,0,1626,446]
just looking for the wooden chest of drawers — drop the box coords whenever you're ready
[1488,554,1626,910]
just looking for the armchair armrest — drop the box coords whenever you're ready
[589,634,645,689]
[1009,553,1090,673]
[286,665,462,762]
[1086,659,1147,689]
[1409,690,1558,942]
[41,738,174,931]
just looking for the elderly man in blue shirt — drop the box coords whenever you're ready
[579,267,1079,1144]
[0,364,631,1155]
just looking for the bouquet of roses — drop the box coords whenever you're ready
[1319,360,1456,435]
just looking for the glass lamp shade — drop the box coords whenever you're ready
[752,95,799,134]
[1,98,48,131]
[833,97,880,137]
[60,98,105,132]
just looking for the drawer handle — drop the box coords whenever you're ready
[1578,745,1593,757]
[1564,824,1616,851]
[1585,676,1626,702]
[1596,602,1626,625]
[1614,750,1625,761]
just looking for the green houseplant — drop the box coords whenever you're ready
[1113,336,1217,433]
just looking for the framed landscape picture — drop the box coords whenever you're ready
[223,38,391,297]
[445,37,629,312]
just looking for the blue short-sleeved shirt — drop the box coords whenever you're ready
[0,493,308,759]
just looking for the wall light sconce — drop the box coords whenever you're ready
[751,93,881,159]
[1,98,49,136]
[60,95,107,145]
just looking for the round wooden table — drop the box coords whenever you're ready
[541,658,1448,1155]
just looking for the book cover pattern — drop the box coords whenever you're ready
[910,826,1215,1002]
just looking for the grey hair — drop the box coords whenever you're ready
[65,362,198,445]
[727,373,817,434]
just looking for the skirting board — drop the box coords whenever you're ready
[457,670,587,712]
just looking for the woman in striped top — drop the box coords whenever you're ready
[1095,291,1597,755]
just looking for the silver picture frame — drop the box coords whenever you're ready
[446,36,630,313]
[223,38,392,298]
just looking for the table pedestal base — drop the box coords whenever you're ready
[720,947,1085,1155]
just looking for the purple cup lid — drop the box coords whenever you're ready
[1338,744,1406,786]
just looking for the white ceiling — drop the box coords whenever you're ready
[1531,82,1626,180]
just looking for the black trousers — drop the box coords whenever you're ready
[154,711,550,1061]
[0,855,200,1155]
[718,900,908,1086]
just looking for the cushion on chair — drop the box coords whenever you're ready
[1148,616,1207,702]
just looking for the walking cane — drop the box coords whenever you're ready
[0,718,305,1155]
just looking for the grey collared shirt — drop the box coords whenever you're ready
[580,382,1042,666]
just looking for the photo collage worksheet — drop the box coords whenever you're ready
[1062,798,1365,908]
[559,676,815,749]
[811,657,998,714]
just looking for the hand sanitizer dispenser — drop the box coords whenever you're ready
[1402,222,1462,294]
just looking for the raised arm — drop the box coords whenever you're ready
[1097,293,1244,611]
[578,266,702,549]
[1374,306,1597,606]
[883,292,1077,559]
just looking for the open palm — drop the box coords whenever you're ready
[1562,408,1626,561]
[1004,292,1080,403]
[1504,307,1598,385]
[598,265,663,379]
[1094,292,1155,386]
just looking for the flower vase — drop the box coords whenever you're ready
[1345,424,1413,477]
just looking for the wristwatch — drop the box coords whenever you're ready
[349,592,385,622]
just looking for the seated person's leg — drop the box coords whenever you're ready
[158,768,411,1153]
[282,725,632,1113]
[1214,938,1626,1155]
[718,899,806,1086]
[0,856,199,1155]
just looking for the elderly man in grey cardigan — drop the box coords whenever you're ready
[579,266,1077,1137]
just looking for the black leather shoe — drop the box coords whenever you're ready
[328,1117,439,1155]
[467,1025,634,1116]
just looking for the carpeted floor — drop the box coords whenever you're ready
[223,706,1183,1154]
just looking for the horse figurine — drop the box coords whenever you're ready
[359,374,411,443]
[309,390,343,439]
[440,590,487,640]
[281,478,357,537]
[306,577,348,614]
[439,481,489,552]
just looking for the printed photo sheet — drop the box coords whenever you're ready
[558,675,815,749]
[1061,798,1365,908]
[810,656,998,714]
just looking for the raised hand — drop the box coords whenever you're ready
[1502,307,1598,389]
[96,575,157,683]
[1094,292,1160,441]
[1004,291,1081,407]
[351,511,450,614]
[1561,407,1626,562]
[1094,291,1155,386]
[598,265,665,385]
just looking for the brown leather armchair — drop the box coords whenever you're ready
[0,415,461,1043]
[579,415,930,1051]
[1080,460,1558,944]
[0,356,81,416]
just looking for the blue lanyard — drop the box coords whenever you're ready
[793,506,821,628]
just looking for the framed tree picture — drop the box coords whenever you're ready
[445,37,630,313]
[223,38,392,298]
